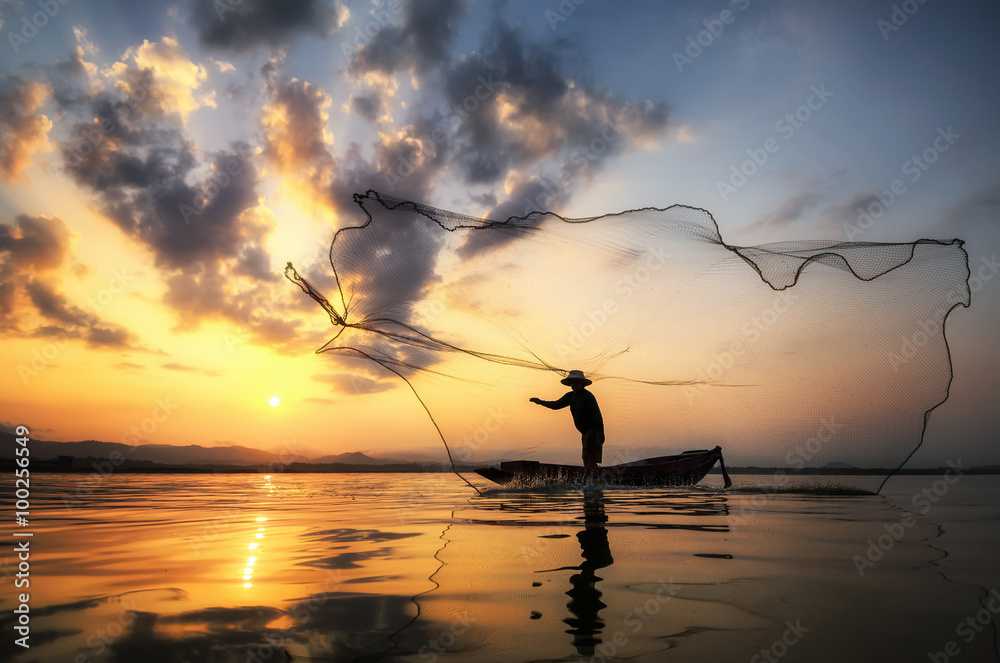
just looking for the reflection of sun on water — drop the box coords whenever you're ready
[242,490,270,588]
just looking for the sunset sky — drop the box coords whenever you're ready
[1,0,997,466]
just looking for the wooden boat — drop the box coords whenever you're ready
[474,446,732,488]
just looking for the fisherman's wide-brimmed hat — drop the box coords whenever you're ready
[561,370,592,386]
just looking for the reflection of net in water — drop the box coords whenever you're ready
[287,190,970,493]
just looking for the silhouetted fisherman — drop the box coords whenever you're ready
[530,370,604,470]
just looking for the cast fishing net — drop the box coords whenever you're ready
[286,190,970,493]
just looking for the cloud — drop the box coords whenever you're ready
[102,37,212,122]
[438,17,670,192]
[160,261,319,352]
[944,180,1000,230]
[193,0,347,52]
[270,13,671,348]
[261,76,335,182]
[311,371,395,395]
[115,361,146,370]
[162,362,223,377]
[0,74,53,182]
[746,191,828,232]
[822,190,883,235]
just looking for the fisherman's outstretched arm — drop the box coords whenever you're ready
[529,393,571,409]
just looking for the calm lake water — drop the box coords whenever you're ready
[3,472,999,662]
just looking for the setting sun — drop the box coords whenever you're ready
[269,396,280,407]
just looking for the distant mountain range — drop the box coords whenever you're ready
[0,432,435,466]
[5,432,999,474]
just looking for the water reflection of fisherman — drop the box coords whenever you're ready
[564,488,614,655]
[530,370,604,470]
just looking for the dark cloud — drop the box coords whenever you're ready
[350,93,381,122]
[440,17,670,189]
[23,278,91,327]
[64,128,262,271]
[0,214,72,271]
[192,0,346,51]
[348,0,464,76]
[54,74,313,348]
[37,50,94,112]
[86,325,140,349]
[0,215,143,350]
[233,244,278,281]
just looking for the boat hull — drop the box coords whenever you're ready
[474,446,732,488]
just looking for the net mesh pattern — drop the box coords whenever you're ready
[287,190,970,493]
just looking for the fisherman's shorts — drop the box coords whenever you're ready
[582,429,605,464]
